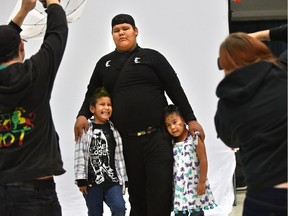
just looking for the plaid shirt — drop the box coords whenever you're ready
[74,120,128,189]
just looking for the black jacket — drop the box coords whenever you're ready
[0,4,68,183]
[215,60,287,192]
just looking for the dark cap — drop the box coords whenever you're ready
[0,25,21,58]
[111,14,136,28]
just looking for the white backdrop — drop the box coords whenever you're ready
[1,1,236,215]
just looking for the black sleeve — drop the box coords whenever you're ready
[269,25,287,67]
[27,4,68,96]
[42,4,69,84]
[151,50,197,122]
[76,179,88,187]
[8,20,22,33]
[269,25,287,43]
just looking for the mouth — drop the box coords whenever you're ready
[172,131,179,135]
[101,111,110,115]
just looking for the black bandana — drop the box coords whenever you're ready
[111,14,136,28]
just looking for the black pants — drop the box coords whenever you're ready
[123,131,173,216]
[0,179,61,216]
[243,188,287,216]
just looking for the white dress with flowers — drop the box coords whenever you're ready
[173,132,217,214]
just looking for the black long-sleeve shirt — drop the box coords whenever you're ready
[78,46,196,134]
[270,24,287,66]
[269,24,287,42]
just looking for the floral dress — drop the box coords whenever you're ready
[173,132,217,214]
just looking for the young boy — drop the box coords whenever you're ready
[74,87,127,216]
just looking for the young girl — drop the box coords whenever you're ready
[74,87,128,216]
[164,105,217,216]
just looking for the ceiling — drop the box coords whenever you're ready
[231,0,287,21]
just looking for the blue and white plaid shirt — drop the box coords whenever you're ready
[74,119,128,190]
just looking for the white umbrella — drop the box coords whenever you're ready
[8,0,87,40]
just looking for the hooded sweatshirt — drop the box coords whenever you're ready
[215,60,287,192]
[0,4,68,183]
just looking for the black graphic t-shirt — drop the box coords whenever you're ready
[88,122,119,188]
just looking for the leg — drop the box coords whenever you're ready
[145,132,173,216]
[0,186,8,216]
[84,186,104,216]
[123,131,173,216]
[243,188,287,216]
[104,185,126,216]
[190,209,205,216]
[123,136,148,216]
[175,211,189,216]
[2,183,61,216]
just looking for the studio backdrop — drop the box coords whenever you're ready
[1,0,235,215]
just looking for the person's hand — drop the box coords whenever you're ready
[12,0,37,27]
[187,120,205,141]
[79,185,91,195]
[197,182,206,196]
[21,0,37,12]
[74,115,89,141]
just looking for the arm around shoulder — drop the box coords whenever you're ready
[74,115,89,142]
[187,120,205,141]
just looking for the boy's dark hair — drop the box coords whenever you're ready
[0,25,21,64]
[0,48,19,64]
[89,87,111,106]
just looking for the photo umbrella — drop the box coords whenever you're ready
[8,0,87,40]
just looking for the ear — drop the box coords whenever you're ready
[181,117,186,124]
[135,27,139,36]
[18,40,25,61]
[89,105,95,114]
[19,40,24,52]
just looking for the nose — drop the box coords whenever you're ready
[119,29,125,35]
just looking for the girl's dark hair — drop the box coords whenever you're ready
[163,104,183,121]
[89,87,111,106]
[162,104,184,141]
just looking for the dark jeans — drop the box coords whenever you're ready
[123,131,174,216]
[243,188,287,216]
[83,184,125,216]
[0,179,61,216]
